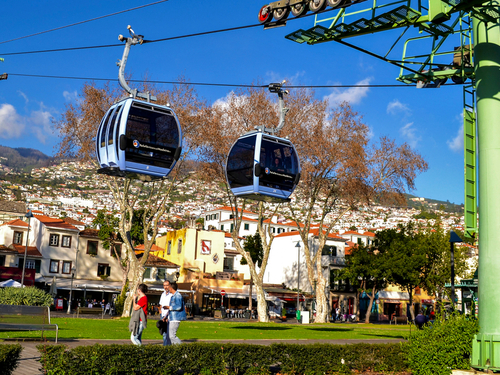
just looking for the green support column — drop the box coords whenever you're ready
[471,1,500,370]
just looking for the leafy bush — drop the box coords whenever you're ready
[114,281,128,316]
[0,286,52,306]
[407,312,479,375]
[0,344,22,375]
[37,342,408,375]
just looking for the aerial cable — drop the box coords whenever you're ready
[0,0,171,46]
[0,7,333,56]
[8,73,426,88]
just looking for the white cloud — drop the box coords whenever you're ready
[63,90,78,102]
[324,77,372,107]
[447,123,464,153]
[18,91,29,104]
[0,104,25,139]
[400,122,421,148]
[29,106,53,144]
[387,99,410,115]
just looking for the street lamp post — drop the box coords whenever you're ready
[449,230,463,310]
[67,265,76,314]
[295,241,301,311]
[20,210,34,287]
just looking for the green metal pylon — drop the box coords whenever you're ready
[471,0,500,370]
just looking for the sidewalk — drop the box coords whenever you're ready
[12,337,406,375]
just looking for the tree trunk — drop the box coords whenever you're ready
[365,285,377,324]
[314,251,329,323]
[253,283,269,322]
[248,276,253,312]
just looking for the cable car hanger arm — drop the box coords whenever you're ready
[117,25,157,102]
[266,81,289,134]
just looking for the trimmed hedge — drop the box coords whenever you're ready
[0,344,23,375]
[0,286,52,306]
[37,342,408,375]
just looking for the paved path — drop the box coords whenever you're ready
[11,337,405,375]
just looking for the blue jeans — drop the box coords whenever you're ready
[162,320,171,346]
[169,321,181,345]
[131,321,144,346]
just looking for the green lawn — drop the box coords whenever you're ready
[0,318,411,341]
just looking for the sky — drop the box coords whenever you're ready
[0,0,467,205]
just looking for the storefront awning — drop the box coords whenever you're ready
[378,291,410,300]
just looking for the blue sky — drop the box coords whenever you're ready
[0,0,465,204]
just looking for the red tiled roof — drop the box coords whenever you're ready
[2,219,28,228]
[34,215,79,231]
[79,228,100,238]
[362,231,376,237]
[12,244,42,258]
[63,217,85,226]
[135,252,179,268]
[310,228,345,240]
[342,230,362,235]
[344,241,356,256]
[274,230,301,238]
[135,244,163,252]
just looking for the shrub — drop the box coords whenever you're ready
[0,344,23,375]
[37,342,408,375]
[406,312,479,375]
[0,286,52,306]
[114,281,128,316]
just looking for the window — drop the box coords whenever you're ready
[49,234,60,247]
[144,268,151,279]
[244,223,249,230]
[167,241,172,255]
[97,263,111,277]
[220,225,224,231]
[0,255,5,267]
[87,240,98,256]
[215,214,219,219]
[62,261,72,274]
[13,231,23,245]
[111,243,121,258]
[177,239,182,254]
[223,257,234,271]
[230,223,234,232]
[357,238,362,245]
[61,236,72,248]
[157,268,166,281]
[322,246,337,256]
[20,259,41,273]
[50,260,59,273]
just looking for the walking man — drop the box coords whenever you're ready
[165,281,186,345]
[159,280,172,346]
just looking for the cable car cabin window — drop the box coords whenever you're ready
[226,135,256,189]
[124,104,179,168]
[108,104,123,146]
[259,138,299,192]
[99,108,115,148]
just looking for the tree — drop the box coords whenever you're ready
[241,232,264,311]
[376,222,428,321]
[92,209,129,290]
[342,243,388,323]
[284,101,428,323]
[419,224,470,307]
[53,78,207,316]
[197,84,293,322]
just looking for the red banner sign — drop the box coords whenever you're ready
[0,266,35,285]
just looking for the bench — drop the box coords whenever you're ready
[0,304,59,342]
[391,315,408,325]
[77,307,104,318]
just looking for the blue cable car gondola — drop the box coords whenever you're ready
[226,130,301,202]
[96,98,182,181]
[96,26,182,181]
[225,81,301,202]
